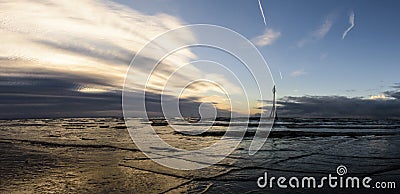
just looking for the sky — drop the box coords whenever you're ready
[0,0,400,119]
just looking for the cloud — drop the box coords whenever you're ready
[391,83,400,89]
[342,11,355,40]
[0,0,198,93]
[382,83,400,100]
[297,16,334,47]
[369,94,393,100]
[0,76,122,118]
[0,76,232,119]
[385,91,400,100]
[290,69,306,77]
[345,89,356,92]
[0,0,247,118]
[251,29,281,47]
[313,19,333,39]
[276,95,400,119]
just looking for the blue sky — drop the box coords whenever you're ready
[121,0,400,98]
[0,0,399,118]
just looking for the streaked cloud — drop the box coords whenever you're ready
[0,0,197,92]
[77,87,108,93]
[0,0,245,115]
[313,18,333,39]
[257,0,267,26]
[342,11,355,40]
[297,15,334,47]
[252,29,281,47]
[390,83,400,89]
[290,69,306,77]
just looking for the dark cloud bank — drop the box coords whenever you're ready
[1,76,400,119]
[277,94,400,119]
[0,76,229,119]
[0,76,122,119]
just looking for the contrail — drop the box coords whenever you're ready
[342,11,355,40]
[257,0,267,26]
[279,70,283,80]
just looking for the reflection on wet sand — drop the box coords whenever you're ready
[0,118,399,193]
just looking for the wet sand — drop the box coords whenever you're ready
[1,118,399,193]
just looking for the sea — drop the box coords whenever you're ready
[0,117,399,193]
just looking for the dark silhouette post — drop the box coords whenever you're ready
[269,85,277,119]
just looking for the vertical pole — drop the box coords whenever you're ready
[270,85,276,118]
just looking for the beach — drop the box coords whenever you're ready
[0,118,399,193]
